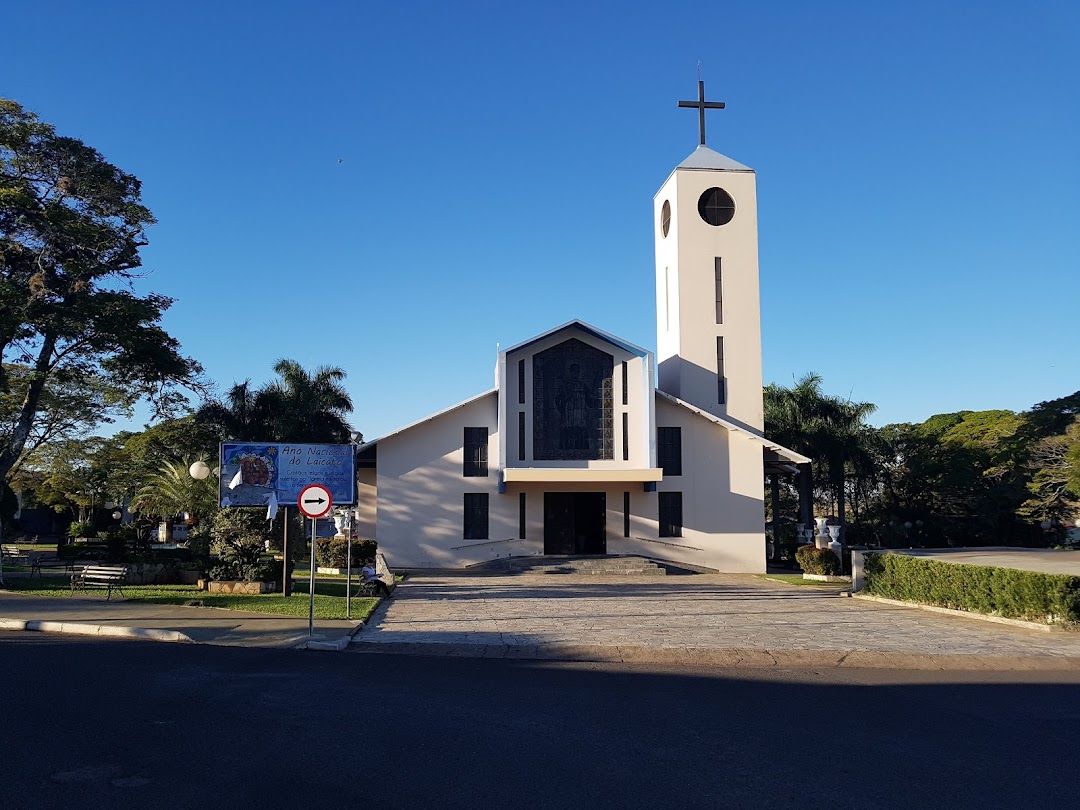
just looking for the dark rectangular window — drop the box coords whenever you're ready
[659,492,683,538]
[717,337,726,405]
[623,491,631,538]
[714,258,723,324]
[657,427,682,476]
[519,493,526,540]
[518,358,525,404]
[622,412,629,461]
[463,427,488,477]
[621,361,628,406]
[518,412,526,461]
[464,493,489,540]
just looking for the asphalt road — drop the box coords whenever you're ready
[2,634,1079,809]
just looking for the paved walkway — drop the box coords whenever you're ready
[355,574,1080,668]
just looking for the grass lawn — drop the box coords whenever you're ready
[0,576,381,622]
[757,573,850,589]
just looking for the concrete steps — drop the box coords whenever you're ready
[471,556,667,576]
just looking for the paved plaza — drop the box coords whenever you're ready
[356,573,1080,665]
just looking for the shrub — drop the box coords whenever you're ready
[68,520,93,538]
[863,552,1080,625]
[314,537,377,569]
[206,508,277,582]
[795,545,842,576]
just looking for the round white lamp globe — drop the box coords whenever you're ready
[189,461,211,481]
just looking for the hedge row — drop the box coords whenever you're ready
[862,552,1080,625]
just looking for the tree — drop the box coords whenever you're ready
[1018,417,1080,523]
[1,362,130,477]
[131,457,218,523]
[764,373,877,540]
[0,97,203,487]
[257,359,354,443]
[194,380,273,443]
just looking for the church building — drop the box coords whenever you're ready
[355,85,808,572]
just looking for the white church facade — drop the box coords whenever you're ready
[355,87,808,573]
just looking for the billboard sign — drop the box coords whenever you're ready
[219,442,355,508]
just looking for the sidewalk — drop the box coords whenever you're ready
[0,592,361,650]
[353,573,1080,671]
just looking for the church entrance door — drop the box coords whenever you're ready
[543,492,606,555]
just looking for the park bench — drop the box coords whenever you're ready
[2,544,23,563]
[70,564,128,600]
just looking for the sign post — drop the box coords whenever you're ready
[298,484,333,638]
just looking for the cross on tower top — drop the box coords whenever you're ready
[678,80,726,146]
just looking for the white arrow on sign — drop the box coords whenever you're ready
[297,484,333,518]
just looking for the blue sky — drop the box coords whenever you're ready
[5,1,1079,439]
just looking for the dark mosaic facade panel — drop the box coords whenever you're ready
[532,338,614,460]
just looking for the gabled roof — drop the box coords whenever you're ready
[676,145,753,172]
[356,389,497,450]
[501,319,651,358]
[656,390,811,465]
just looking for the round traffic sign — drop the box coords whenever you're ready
[297,484,333,518]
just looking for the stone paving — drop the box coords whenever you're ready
[356,574,1080,662]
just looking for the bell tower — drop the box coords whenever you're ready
[654,82,763,432]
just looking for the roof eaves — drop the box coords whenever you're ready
[359,388,498,450]
[655,390,811,464]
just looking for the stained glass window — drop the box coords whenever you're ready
[532,338,613,460]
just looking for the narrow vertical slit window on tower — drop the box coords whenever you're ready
[717,336,726,405]
[714,258,723,324]
[621,361,628,406]
[622,412,629,461]
[664,267,670,330]
[519,493,526,539]
[518,358,525,404]
[623,491,631,537]
[518,412,526,461]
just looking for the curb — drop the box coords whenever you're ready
[300,619,366,652]
[349,640,1080,672]
[852,594,1078,633]
[0,617,194,644]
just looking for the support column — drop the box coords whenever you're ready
[797,463,813,530]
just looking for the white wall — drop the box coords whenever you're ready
[654,165,764,432]
[371,389,765,573]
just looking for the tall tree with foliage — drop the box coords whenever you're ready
[258,359,354,443]
[194,380,273,442]
[0,98,203,487]
[131,458,218,524]
[764,373,877,539]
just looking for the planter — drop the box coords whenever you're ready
[206,580,277,594]
[177,569,203,585]
[803,573,851,583]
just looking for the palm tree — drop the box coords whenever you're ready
[131,458,218,523]
[765,373,877,541]
[194,381,273,442]
[260,359,354,443]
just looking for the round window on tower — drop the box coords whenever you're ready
[697,187,736,226]
[660,200,671,238]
